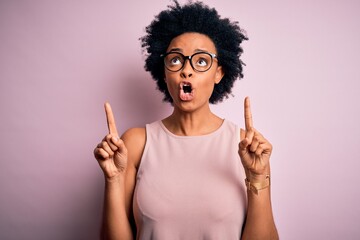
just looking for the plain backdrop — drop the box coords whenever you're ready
[1,0,359,239]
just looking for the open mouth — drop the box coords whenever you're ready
[181,82,193,93]
[180,82,194,101]
[183,84,192,93]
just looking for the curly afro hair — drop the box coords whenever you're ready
[140,0,248,104]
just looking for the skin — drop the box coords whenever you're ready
[94,32,278,240]
[162,33,224,136]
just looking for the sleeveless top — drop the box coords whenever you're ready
[133,120,247,240]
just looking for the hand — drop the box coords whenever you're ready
[94,103,128,179]
[238,97,272,179]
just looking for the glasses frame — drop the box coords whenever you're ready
[161,51,217,72]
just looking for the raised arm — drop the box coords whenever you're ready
[94,103,145,240]
[238,97,279,240]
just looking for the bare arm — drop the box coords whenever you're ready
[94,103,145,240]
[102,175,133,240]
[241,172,278,239]
[239,97,279,240]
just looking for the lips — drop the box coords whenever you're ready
[179,82,194,101]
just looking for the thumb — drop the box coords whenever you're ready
[111,137,127,154]
[239,128,249,155]
[240,128,246,141]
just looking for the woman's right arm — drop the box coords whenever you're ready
[94,103,145,240]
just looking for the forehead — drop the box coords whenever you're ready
[167,32,216,53]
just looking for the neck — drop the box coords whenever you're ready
[163,104,223,136]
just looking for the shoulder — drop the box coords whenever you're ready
[121,127,146,168]
[222,119,240,132]
[121,127,146,142]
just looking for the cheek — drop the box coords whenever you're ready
[167,82,176,93]
[164,75,178,94]
[202,72,218,89]
[206,83,216,96]
[197,78,216,98]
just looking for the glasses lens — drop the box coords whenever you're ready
[163,52,214,72]
[191,53,213,72]
[164,53,184,72]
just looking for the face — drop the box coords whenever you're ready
[164,32,224,112]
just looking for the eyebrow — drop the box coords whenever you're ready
[167,48,211,54]
[168,48,182,52]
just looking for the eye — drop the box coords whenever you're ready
[166,53,183,67]
[170,57,182,65]
[196,58,208,67]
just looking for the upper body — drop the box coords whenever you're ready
[133,119,247,239]
[94,1,279,239]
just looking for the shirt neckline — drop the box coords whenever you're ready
[158,119,226,139]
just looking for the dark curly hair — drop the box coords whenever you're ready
[140,0,248,104]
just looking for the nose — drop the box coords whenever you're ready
[180,58,193,78]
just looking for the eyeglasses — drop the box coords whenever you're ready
[161,51,217,72]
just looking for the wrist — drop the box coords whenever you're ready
[245,166,270,182]
[245,172,270,182]
[245,174,270,195]
[104,174,125,184]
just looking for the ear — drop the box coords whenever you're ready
[214,66,224,84]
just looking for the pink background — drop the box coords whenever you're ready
[1,0,359,239]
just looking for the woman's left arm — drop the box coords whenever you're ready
[238,97,279,240]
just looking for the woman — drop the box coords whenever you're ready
[94,1,278,239]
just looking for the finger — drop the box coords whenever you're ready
[94,148,110,160]
[239,128,255,156]
[245,127,255,143]
[255,143,266,157]
[249,135,260,153]
[100,141,115,157]
[244,97,253,131]
[254,142,272,157]
[112,137,127,151]
[239,137,249,150]
[105,102,119,136]
[262,141,273,155]
[239,127,254,152]
[112,137,128,157]
[238,138,249,158]
[239,129,250,155]
[105,134,119,152]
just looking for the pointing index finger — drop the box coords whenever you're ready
[244,96,253,130]
[104,102,119,136]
